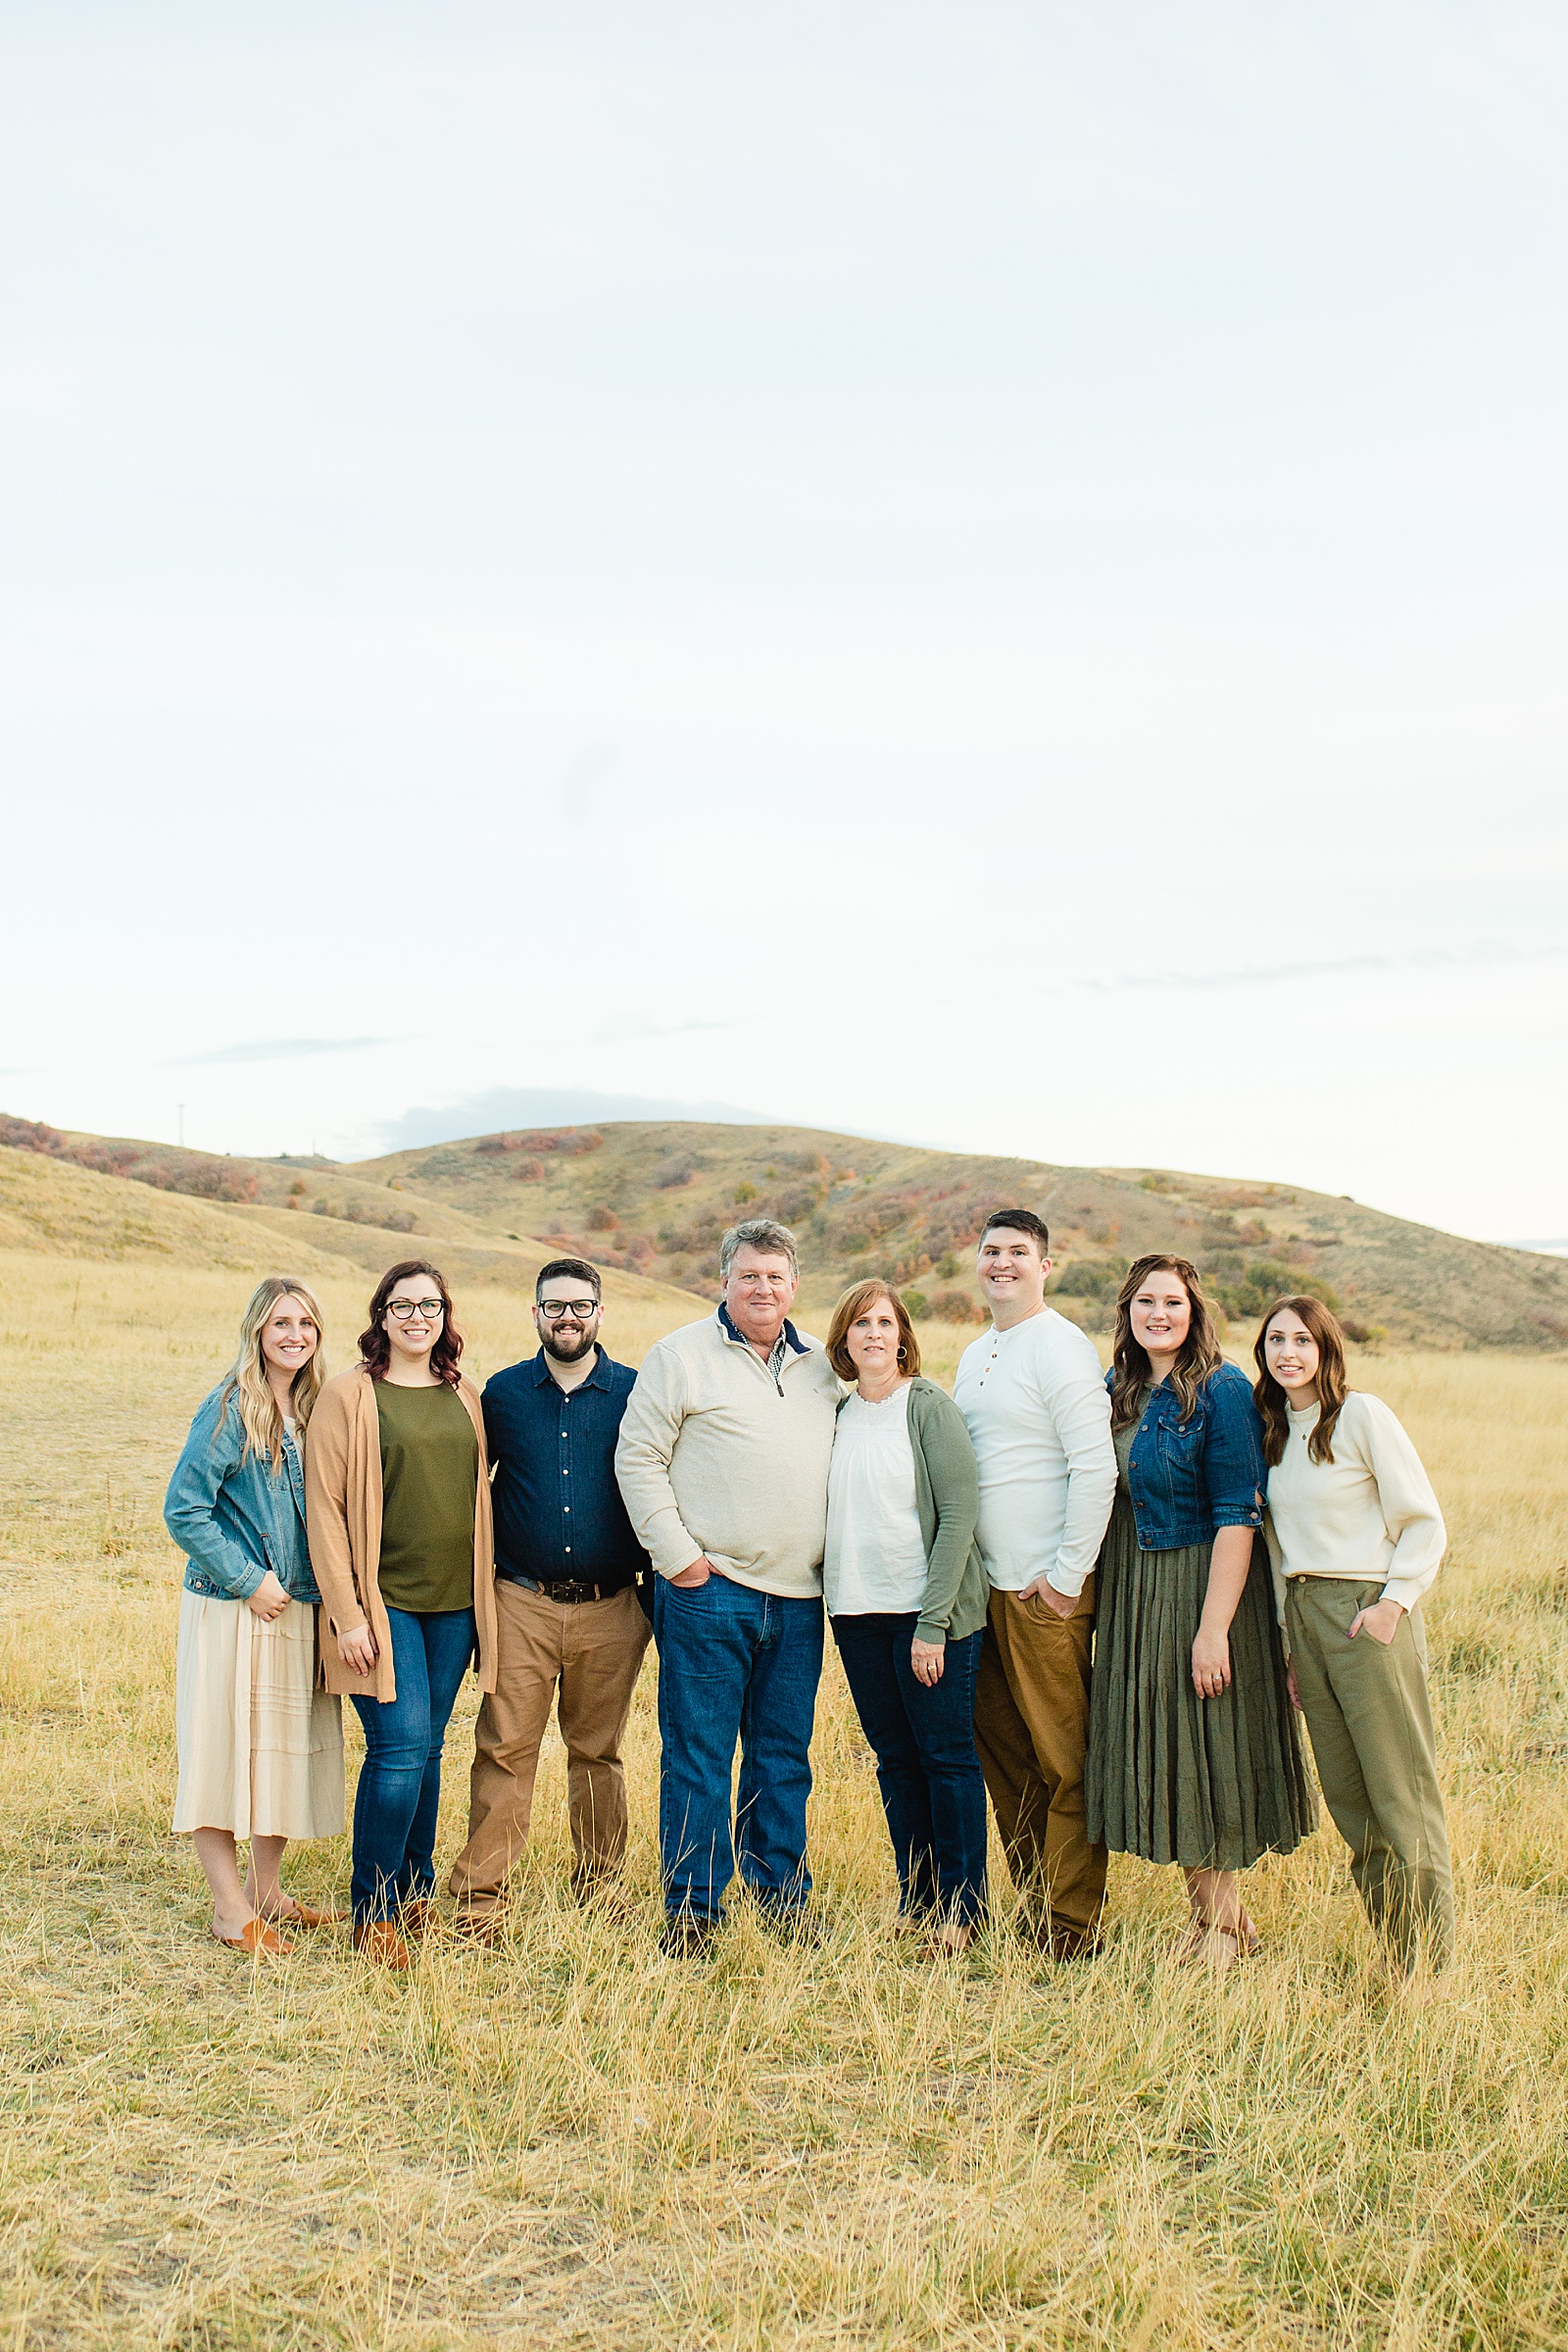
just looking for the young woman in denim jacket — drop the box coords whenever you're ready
[1085,1255,1313,1970]
[165,1277,344,1956]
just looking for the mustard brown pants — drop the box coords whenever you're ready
[1286,1576,1453,1971]
[973,1579,1106,1943]
[449,1578,651,1915]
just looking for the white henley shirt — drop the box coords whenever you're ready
[953,1308,1116,1599]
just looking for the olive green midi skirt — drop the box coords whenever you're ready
[1086,1491,1315,1872]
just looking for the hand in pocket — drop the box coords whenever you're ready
[1348,1597,1404,1646]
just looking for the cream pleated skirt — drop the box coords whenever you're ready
[172,1592,345,1840]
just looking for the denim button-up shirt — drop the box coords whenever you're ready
[164,1387,318,1602]
[1114,1360,1266,1552]
[483,1348,647,1588]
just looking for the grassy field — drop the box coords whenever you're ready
[3,1243,1568,2349]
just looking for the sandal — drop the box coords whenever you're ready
[266,1900,343,1930]
[214,1917,294,1958]
[1194,1925,1240,1977]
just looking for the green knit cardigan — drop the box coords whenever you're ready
[835,1376,990,1645]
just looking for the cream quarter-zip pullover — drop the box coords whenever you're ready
[1263,1391,1446,1620]
[614,1310,843,1598]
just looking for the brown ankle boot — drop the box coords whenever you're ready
[353,1920,412,1970]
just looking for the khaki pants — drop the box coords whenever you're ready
[448,1579,651,1914]
[974,1580,1105,1941]
[1286,1577,1453,1971]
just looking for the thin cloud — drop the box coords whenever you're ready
[168,1037,396,1066]
[1078,942,1567,996]
[593,1018,734,1044]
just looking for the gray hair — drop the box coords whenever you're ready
[719,1218,800,1280]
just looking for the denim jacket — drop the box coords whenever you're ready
[163,1386,319,1603]
[1111,1359,1266,1553]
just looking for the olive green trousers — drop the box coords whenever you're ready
[1285,1577,1454,1971]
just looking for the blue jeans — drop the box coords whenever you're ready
[831,1615,989,1928]
[350,1606,475,1925]
[653,1572,823,1924]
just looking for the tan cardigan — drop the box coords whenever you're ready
[304,1366,497,1704]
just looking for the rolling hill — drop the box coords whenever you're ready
[4,1111,1565,1350]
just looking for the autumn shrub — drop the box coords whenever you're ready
[586,1206,620,1232]
[1053,1257,1127,1299]
[928,1288,983,1324]
[0,1114,65,1154]
[1215,1262,1342,1320]
[131,1153,259,1204]
[478,1128,603,1158]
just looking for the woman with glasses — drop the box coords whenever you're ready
[305,1259,497,1966]
[165,1276,344,1956]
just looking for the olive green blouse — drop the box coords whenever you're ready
[374,1379,480,1614]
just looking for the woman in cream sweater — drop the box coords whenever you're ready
[1256,1296,1453,1970]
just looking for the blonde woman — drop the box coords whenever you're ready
[1087,1256,1313,1970]
[165,1277,345,1956]
[1257,1296,1453,1971]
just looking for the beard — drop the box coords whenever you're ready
[542,1324,598,1364]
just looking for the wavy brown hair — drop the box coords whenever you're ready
[358,1259,465,1387]
[825,1280,922,1383]
[1109,1254,1223,1429]
[1252,1295,1348,1465]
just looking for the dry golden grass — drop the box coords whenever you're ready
[3,1244,1567,2348]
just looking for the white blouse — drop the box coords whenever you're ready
[823,1385,929,1616]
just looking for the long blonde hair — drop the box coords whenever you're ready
[217,1276,327,1467]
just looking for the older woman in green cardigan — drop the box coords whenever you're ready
[823,1281,990,1953]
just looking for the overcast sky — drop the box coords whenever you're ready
[3,1,1565,1241]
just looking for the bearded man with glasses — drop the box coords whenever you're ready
[448,1257,653,1934]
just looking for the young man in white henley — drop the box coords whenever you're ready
[953,1209,1118,1959]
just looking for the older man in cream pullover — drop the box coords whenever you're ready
[615,1218,842,1955]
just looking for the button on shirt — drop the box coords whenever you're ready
[482,1348,648,1588]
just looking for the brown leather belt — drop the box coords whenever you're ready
[508,1572,624,1605]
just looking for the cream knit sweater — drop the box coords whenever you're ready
[1262,1391,1446,1620]
[614,1311,843,1599]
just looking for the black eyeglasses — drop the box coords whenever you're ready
[537,1298,600,1321]
[387,1298,444,1321]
